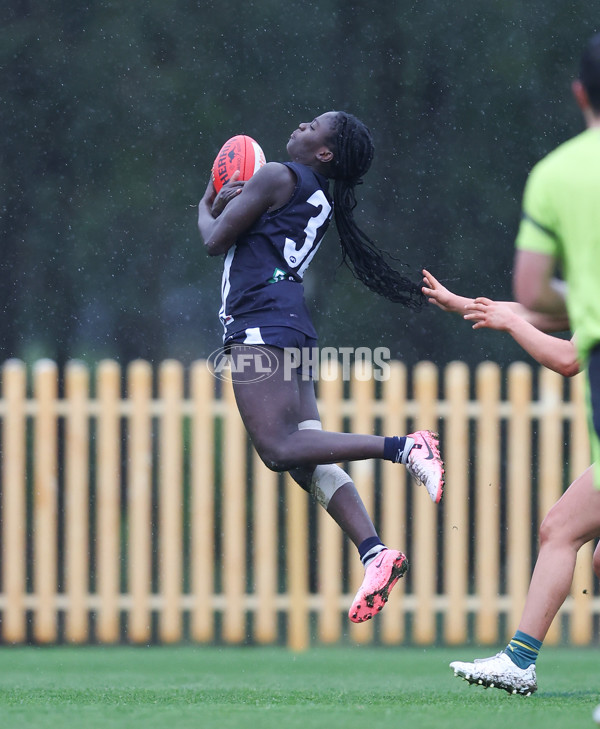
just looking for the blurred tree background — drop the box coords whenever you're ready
[1,0,595,370]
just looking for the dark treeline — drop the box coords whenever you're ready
[1,1,594,370]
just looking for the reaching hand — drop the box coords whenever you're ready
[421,269,473,314]
[463,298,517,331]
[210,170,245,217]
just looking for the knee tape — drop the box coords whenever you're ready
[310,464,351,508]
[298,419,322,432]
[297,419,351,508]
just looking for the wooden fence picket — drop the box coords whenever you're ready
[0,358,594,649]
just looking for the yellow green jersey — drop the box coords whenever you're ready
[515,127,600,365]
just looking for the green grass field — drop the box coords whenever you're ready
[0,645,597,728]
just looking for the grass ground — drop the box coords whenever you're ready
[0,645,597,729]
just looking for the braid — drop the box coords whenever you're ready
[328,112,424,310]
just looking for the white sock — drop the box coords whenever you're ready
[361,544,386,569]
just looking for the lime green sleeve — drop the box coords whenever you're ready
[515,163,560,256]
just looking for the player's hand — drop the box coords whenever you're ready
[422,269,466,313]
[464,298,514,331]
[211,170,245,217]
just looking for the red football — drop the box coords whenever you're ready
[211,134,266,192]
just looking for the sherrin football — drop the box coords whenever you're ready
[211,134,266,192]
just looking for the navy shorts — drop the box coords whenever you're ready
[223,325,318,379]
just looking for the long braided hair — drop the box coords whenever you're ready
[326,112,424,310]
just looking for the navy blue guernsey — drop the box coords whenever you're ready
[219,162,333,340]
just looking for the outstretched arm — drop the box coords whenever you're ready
[464,298,579,377]
[422,269,578,376]
[422,269,570,332]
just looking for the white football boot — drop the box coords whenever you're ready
[450,652,537,696]
[404,430,444,503]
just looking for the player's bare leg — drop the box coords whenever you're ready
[239,355,411,624]
[517,465,600,639]
[451,465,600,695]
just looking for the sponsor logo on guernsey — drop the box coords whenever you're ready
[268,268,288,283]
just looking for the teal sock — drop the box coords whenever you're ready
[504,630,542,669]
